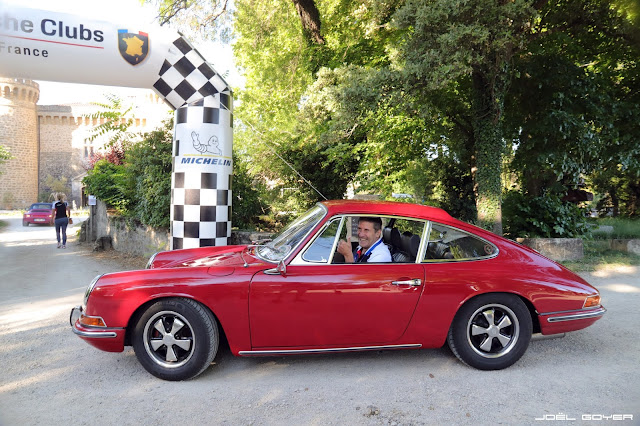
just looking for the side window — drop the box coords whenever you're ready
[381,218,426,263]
[302,218,341,263]
[423,223,498,262]
[333,215,392,263]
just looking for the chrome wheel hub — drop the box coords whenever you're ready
[143,311,195,368]
[467,304,520,358]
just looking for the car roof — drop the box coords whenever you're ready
[319,200,454,222]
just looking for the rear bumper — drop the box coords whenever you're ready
[70,306,125,352]
[23,217,53,224]
[539,306,606,335]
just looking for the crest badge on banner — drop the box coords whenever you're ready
[117,29,149,65]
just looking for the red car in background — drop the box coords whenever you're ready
[70,200,605,380]
[23,202,55,226]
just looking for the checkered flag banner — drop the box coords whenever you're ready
[153,35,233,249]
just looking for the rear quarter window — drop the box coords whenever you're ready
[423,222,498,262]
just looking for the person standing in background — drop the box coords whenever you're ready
[54,193,71,249]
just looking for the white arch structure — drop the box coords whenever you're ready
[0,3,233,249]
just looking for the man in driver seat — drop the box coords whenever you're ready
[337,217,392,263]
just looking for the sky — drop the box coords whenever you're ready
[11,0,240,105]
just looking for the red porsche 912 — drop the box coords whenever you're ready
[70,200,605,380]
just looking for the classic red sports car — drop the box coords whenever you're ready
[70,200,605,380]
[23,202,55,226]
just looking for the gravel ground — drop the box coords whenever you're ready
[0,216,638,426]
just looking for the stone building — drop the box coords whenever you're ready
[0,76,170,209]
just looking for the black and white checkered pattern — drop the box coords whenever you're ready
[170,171,232,249]
[153,35,233,249]
[153,36,232,111]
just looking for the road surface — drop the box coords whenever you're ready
[0,216,638,425]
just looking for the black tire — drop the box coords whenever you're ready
[22,220,29,227]
[132,298,218,380]
[447,293,532,370]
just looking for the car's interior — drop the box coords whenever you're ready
[382,225,421,263]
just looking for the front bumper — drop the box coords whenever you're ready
[70,306,126,352]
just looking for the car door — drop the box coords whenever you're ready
[249,216,426,348]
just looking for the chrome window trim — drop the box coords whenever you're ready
[84,274,104,306]
[146,252,159,269]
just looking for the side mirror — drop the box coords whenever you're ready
[264,260,287,276]
[276,259,286,276]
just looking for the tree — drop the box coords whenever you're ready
[85,94,135,149]
[155,0,640,230]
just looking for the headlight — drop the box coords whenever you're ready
[146,252,159,269]
[84,274,104,306]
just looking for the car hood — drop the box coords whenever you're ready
[149,245,268,270]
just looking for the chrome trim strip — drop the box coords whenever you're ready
[239,344,422,355]
[72,327,119,338]
[545,307,606,323]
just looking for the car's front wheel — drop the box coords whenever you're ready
[447,293,532,370]
[133,298,218,380]
[22,220,29,227]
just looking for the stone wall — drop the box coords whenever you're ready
[610,239,640,256]
[0,78,39,209]
[517,238,584,261]
[82,199,273,259]
[81,199,169,258]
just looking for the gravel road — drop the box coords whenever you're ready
[0,216,638,425]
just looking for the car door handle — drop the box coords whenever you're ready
[391,279,422,287]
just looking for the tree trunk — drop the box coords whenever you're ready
[291,0,325,45]
[471,70,505,235]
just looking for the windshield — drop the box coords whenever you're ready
[256,205,326,262]
[30,203,52,210]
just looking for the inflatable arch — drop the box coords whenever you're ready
[0,3,233,249]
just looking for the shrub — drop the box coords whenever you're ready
[503,191,590,238]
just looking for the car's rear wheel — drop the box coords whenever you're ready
[447,293,532,370]
[132,298,218,380]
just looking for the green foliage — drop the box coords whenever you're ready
[83,159,130,213]
[83,118,269,230]
[590,166,640,218]
[126,120,174,228]
[160,0,639,236]
[561,240,640,272]
[0,144,11,172]
[232,152,267,229]
[590,217,640,239]
[85,95,134,149]
[502,191,590,238]
[144,0,233,41]
[39,175,70,202]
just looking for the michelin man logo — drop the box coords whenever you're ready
[191,131,222,155]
